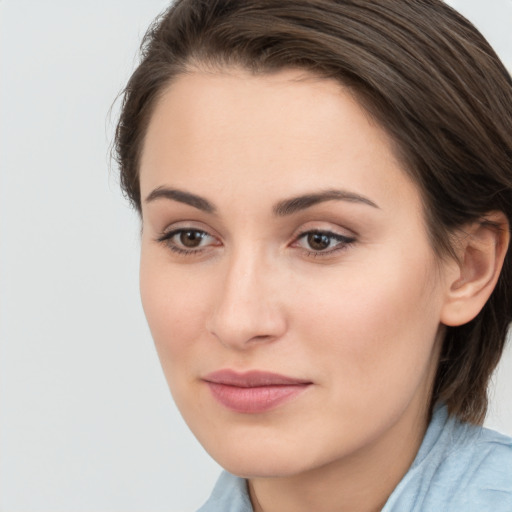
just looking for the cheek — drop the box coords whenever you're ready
[295,250,443,402]
[139,251,208,372]
[139,257,217,429]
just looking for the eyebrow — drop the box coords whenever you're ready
[273,189,379,216]
[145,186,216,214]
[144,186,379,216]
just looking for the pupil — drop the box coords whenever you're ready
[308,233,330,250]
[180,230,203,248]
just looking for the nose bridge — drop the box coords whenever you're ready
[207,242,286,348]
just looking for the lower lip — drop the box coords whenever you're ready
[205,382,310,414]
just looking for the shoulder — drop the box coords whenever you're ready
[384,406,512,512]
[439,422,512,509]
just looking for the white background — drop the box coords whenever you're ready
[1,1,511,511]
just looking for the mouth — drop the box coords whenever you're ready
[202,369,312,414]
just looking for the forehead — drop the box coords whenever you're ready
[139,68,422,215]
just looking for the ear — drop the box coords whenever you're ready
[440,211,510,327]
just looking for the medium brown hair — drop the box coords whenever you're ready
[114,0,512,424]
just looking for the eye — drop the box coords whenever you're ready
[294,230,355,255]
[157,228,219,254]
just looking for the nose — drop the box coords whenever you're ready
[206,249,287,350]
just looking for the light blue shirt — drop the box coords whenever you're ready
[197,405,512,511]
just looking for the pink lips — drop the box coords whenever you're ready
[203,370,312,414]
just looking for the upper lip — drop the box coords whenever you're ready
[203,369,312,387]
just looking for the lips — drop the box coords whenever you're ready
[203,370,312,413]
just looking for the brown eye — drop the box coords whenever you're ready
[294,230,356,255]
[179,230,206,248]
[307,232,331,251]
[158,228,218,254]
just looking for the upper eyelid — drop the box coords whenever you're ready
[163,226,209,236]
[161,220,209,232]
[293,225,357,240]
[158,221,220,240]
[159,227,213,241]
[296,227,352,236]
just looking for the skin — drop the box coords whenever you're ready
[137,68,481,512]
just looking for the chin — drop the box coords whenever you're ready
[198,429,333,479]
[216,453,311,479]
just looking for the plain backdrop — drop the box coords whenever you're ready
[1,1,511,511]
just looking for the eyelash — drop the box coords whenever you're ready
[157,228,217,255]
[156,228,356,257]
[293,230,356,257]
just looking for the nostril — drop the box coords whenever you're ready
[206,304,287,350]
[252,335,272,341]
[208,327,279,350]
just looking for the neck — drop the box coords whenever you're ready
[248,401,429,512]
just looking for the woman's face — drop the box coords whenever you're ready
[138,68,453,478]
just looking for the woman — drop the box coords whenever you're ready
[114,1,512,510]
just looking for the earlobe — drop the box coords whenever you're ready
[440,211,510,327]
